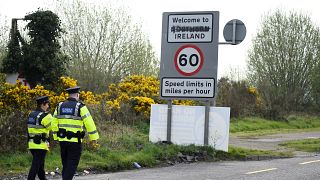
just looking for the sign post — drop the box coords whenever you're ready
[160,11,219,100]
[160,11,219,144]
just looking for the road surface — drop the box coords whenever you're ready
[73,132,320,180]
[75,156,320,180]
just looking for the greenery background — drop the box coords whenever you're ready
[1,0,320,178]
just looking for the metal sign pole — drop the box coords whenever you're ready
[167,100,172,143]
[204,100,210,145]
[232,19,237,44]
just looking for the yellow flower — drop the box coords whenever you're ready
[80,91,99,105]
[131,96,155,116]
[172,100,195,106]
[248,86,257,95]
[248,86,262,107]
[60,76,77,88]
[1,75,167,119]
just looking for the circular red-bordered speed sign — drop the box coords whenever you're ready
[174,44,204,76]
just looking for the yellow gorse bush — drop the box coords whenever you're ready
[248,86,262,107]
[105,75,195,116]
[0,81,51,111]
[248,86,257,95]
[80,91,99,105]
[0,77,82,112]
[104,99,121,115]
[0,81,58,111]
[1,82,30,110]
[104,75,160,116]
[50,92,69,109]
[131,96,155,116]
[172,99,195,106]
[117,75,160,98]
[0,75,196,117]
[60,76,77,89]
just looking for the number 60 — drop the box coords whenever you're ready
[179,54,199,67]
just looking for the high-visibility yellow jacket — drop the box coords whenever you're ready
[52,98,99,143]
[27,109,52,150]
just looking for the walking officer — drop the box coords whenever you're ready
[27,96,52,180]
[52,86,99,180]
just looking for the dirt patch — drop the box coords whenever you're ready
[229,131,320,156]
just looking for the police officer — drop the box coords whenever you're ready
[27,96,52,180]
[52,86,99,180]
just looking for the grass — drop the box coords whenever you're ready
[226,146,293,160]
[230,116,320,136]
[279,139,320,152]
[0,144,292,176]
[0,120,293,177]
[2,115,318,177]
[0,152,31,175]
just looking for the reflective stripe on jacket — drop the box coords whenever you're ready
[27,110,52,150]
[52,98,99,142]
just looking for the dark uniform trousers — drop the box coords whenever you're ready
[28,149,47,180]
[60,141,82,180]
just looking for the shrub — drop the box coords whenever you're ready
[102,75,160,122]
[216,77,261,118]
[0,110,28,152]
[0,75,198,152]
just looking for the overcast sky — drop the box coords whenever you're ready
[1,0,320,78]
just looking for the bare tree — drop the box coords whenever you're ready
[247,9,320,114]
[54,0,159,92]
[0,14,9,69]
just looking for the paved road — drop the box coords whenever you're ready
[75,156,320,180]
[73,132,320,180]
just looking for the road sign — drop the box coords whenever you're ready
[160,11,219,100]
[174,44,204,76]
[161,78,215,98]
[223,19,246,45]
[168,14,213,43]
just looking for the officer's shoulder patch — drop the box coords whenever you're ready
[27,117,36,124]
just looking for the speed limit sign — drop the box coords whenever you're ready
[174,44,204,76]
[160,11,219,100]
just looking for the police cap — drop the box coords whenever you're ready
[66,86,80,94]
[36,96,49,104]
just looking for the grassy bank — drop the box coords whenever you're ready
[279,139,320,152]
[0,144,292,175]
[0,120,292,177]
[3,115,318,177]
[0,144,291,177]
[230,116,320,136]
